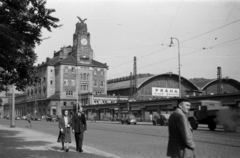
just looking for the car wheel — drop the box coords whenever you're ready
[134,123,136,125]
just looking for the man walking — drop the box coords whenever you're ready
[72,107,87,152]
[167,98,196,158]
[26,113,32,127]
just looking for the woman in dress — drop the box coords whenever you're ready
[57,110,72,152]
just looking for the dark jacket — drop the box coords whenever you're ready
[72,112,87,133]
[167,108,195,158]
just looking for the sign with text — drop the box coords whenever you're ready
[152,87,179,97]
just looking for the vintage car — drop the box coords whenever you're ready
[46,115,59,122]
[31,116,41,121]
[121,115,137,125]
[152,114,170,126]
[15,116,21,120]
[21,116,27,120]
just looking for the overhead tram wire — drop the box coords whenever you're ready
[161,0,183,44]
[208,37,240,49]
[139,37,240,69]
[110,37,240,78]
[138,60,169,73]
[180,19,240,44]
[110,18,240,70]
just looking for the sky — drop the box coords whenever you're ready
[35,0,240,81]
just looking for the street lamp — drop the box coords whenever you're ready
[170,37,181,98]
[10,84,15,128]
[76,63,81,111]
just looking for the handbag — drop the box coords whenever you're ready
[60,129,65,135]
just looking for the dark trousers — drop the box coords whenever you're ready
[74,132,84,151]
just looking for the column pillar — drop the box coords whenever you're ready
[141,108,145,122]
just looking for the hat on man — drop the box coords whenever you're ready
[177,98,191,106]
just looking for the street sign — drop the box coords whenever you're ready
[152,87,179,97]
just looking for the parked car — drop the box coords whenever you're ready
[46,115,59,122]
[152,114,170,126]
[22,116,27,120]
[32,116,41,121]
[15,116,21,120]
[121,115,137,125]
[41,115,48,120]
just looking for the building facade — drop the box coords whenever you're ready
[3,18,125,118]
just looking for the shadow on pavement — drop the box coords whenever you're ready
[0,128,111,158]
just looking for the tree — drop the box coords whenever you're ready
[0,0,60,92]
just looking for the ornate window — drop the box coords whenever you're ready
[94,69,97,75]
[66,91,73,96]
[64,67,68,73]
[94,80,98,87]
[100,70,104,75]
[71,80,75,86]
[64,79,68,86]
[100,80,104,87]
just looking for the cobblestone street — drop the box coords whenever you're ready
[1,119,240,158]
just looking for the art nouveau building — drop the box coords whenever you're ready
[4,19,126,117]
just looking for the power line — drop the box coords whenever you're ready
[110,18,240,70]
[109,37,240,78]
[180,19,240,44]
[111,45,169,69]
[208,37,240,49]
[162,0,183,44]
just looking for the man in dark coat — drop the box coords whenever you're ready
[72,107,87,152]
[167,98,196,158]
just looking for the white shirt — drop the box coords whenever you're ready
[64,116,68,126]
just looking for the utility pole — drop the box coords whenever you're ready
[217,67,222,94]
[170,37,181,98]
[129,72,133,100]
[10,85,15,128]
[133,56,137,100]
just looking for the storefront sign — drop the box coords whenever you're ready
[152,87,179,97]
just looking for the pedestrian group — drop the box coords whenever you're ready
[57,107,87,153]
[55,98,196,157]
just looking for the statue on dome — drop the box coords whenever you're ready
[75,17,88,34]
[77,16,87,24]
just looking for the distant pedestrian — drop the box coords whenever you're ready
[150,113,153,122]
[167,98,196,158]
[57,110,72,152]
[26,113,32,127]
[72,107,87,153]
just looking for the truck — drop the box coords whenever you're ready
[188,100,239,132]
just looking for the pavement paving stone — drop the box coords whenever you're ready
[0,124,120,158]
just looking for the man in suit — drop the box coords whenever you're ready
[72,107,87,152]
[167,98,196,158]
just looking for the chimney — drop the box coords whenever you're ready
[46,57,50,63]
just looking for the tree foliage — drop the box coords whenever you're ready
[0,0,59,92]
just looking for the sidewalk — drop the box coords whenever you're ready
[0,124,120,158]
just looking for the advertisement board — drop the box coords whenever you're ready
[152,87,179,97]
